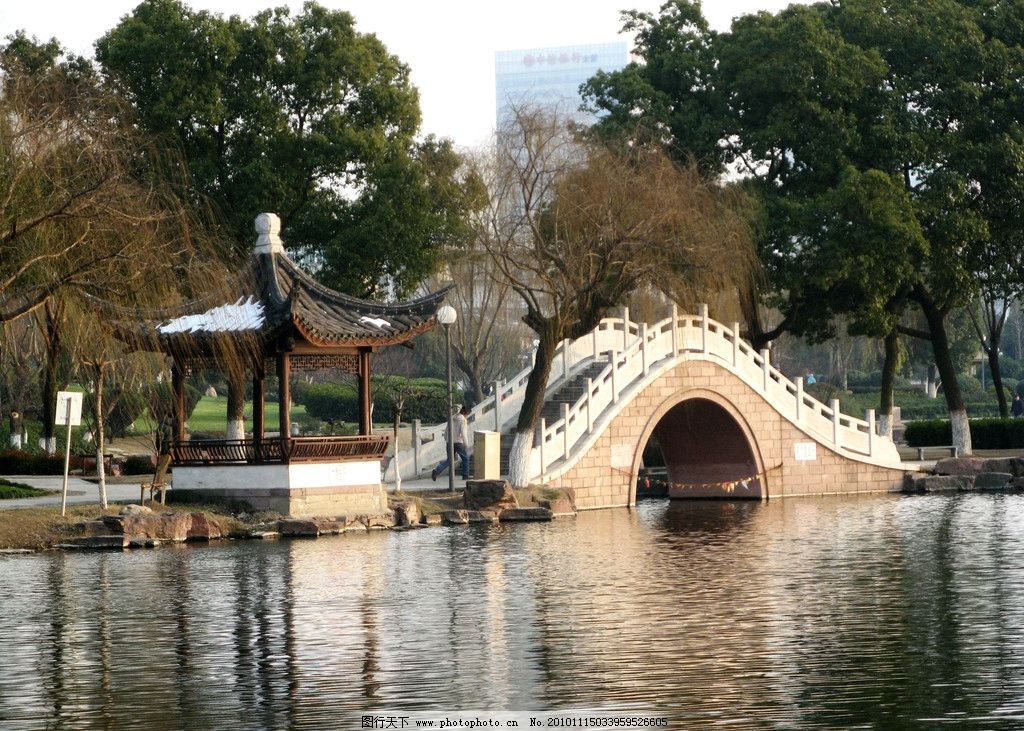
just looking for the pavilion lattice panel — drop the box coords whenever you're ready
[290,353,360,373]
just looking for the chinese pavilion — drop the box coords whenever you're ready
[119,213,449,516]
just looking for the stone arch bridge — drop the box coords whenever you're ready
[390,307,908,510]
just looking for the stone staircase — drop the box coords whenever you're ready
[500,358,609,474]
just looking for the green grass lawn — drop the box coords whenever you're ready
[0,478,48,499]
[185,396,310,435]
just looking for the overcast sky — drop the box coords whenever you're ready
[2,0,806,147]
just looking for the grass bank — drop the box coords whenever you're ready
[0,479,49,500]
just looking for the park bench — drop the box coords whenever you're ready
[140,454,172,505]
[916,446,959,461]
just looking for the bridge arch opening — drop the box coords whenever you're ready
[640,396,765,500]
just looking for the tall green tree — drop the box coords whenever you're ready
[585,0,1024,453]
[97,0,473,298]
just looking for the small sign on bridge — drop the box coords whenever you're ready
[794,442,817,461]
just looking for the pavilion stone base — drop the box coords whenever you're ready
[171,460,386,517]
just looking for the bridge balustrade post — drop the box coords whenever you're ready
[538,418,546,474]
[593,328,599,359]
[611,350,620,403]
[831,399,842,448]
[866,409,876,456]
[731,322,741,367]
[699,303,709,354]
[761,348,771,392]
[622,306,630,349]
[562,403,571,459]
[641,322,649,376]
[586,378,594,432]
[795,377,804,422]
[412,419,421,476]
[670,304,679,354]
[494,380,503,431]
[563,338,572,379]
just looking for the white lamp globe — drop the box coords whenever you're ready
[437,304,457,326]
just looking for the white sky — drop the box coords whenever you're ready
[1,0,807,147]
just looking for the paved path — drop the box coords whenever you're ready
[0,476,144,509]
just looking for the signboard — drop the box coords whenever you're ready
[794,442,817,462]
[55,391,83,427]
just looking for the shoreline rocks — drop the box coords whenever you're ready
[905,457,1024,494]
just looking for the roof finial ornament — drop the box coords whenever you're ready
[254,212,284,254]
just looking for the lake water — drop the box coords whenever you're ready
[3,493,1024,729]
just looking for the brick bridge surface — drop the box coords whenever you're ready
[545,360,908,511]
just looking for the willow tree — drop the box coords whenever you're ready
[488,110,754,487]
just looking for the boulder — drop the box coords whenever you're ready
[393,500,422,527]
[314,519,346,535]
[442,510,469,525]
[423,513,443,526]
[103,512,192,542]
[982,457,1024,477]
[78,519,110,537]
[120,504,153,516]
[538,496,576,516]
[278,519,320,537]
[466,510,499,523]
[933,457,987,476]
[251,531,279,540]
[128,537,160,549]
[66,535,128,550]
[187,513,222,541]
[365,512,395,530]
[499,507,554,522]
[905,474,976,493]
[463,480,519,512]
[975,472,1014,490]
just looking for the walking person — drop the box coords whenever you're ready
[432,405,471,481]
[1013,393,1023,418]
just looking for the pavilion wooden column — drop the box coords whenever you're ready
[171,360,186,442]
[253,361,265,453]
[277,351,291,440]
[358,348,372,436]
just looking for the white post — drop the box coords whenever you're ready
[494,380,503,431]
[562,402,570,458]
[60,399,72,518]
[641,322,649,376]
[732,322,741,367]
[795,377,804,422]
[592,328,600,359]
[670,303,679,354]
[622,306,630,349]
[867,409,876,456]
[412,419,421,476]
[563,338,572,379]
[611,350,620,403]
[761,348,771,392]
[831,398,842,448]
[538,418,546,474]
[699,303,709,354]
[586,378,594,432]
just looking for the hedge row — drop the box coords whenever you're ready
[0,450,76,475]
[904,418,1024,449]
[299,378,463,427]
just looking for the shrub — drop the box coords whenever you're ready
[120,455,156,475]
[301,383,359,428]
[904,418,1024,448]
[0,449,74,475]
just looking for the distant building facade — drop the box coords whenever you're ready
[495,42,628,130]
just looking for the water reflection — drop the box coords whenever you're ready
[4,494,1024,728]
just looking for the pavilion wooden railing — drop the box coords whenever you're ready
[170,435,390,466]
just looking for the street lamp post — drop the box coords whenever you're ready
[437,304,458,492]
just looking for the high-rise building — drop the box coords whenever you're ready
[495,42,628,130]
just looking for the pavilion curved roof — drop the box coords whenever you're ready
[107,213,452,352]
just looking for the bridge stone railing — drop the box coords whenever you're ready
[385,306,902,482]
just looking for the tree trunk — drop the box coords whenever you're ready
[7,411,21,449]
[507,331,558,488]
[41,303,62,454]
[94,365,107,509]
[988,346,1008,418]
[226,372,245,440]
[468,370,485,407]
[393,402,403,493]
[927,364,939,398]
[916,288,972,454]
[878,330,898,438]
